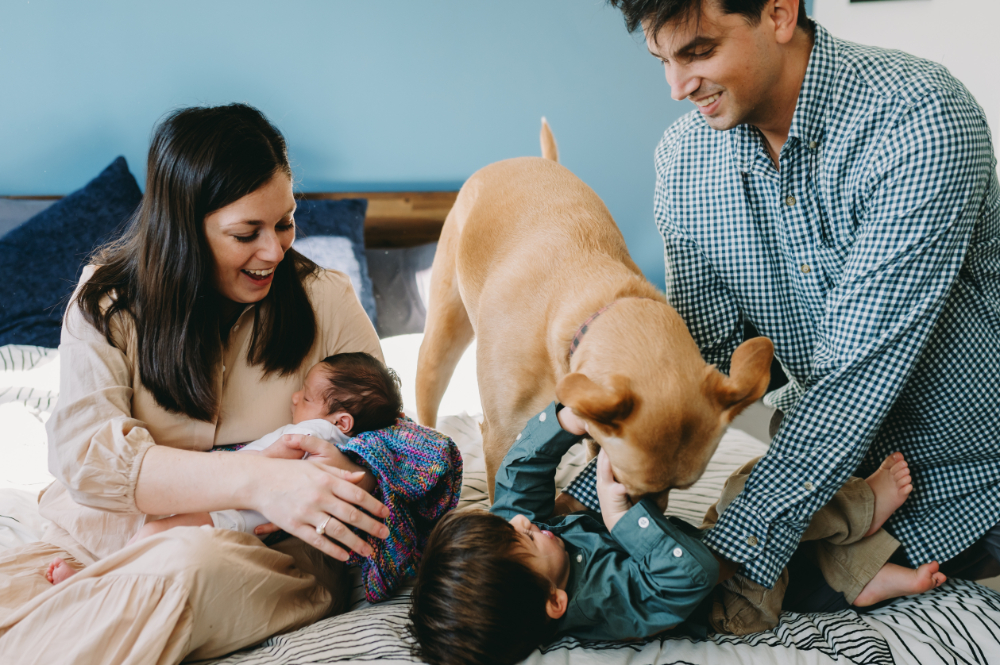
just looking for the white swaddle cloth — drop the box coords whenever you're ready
[210,419,350,534]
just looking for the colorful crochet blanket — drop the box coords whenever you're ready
[338,417,462,602]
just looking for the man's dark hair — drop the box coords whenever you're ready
[608,0,810,39]
[409,510,556,665]
[319,352,403,435]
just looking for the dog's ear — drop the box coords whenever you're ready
[707,337,774,420]
[556,373,634,427]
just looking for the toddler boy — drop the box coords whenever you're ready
[409,402,945,665]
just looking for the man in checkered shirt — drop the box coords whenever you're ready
[563,0,1000,591]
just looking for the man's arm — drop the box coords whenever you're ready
[490,403,585,523]
[704,90,995,586]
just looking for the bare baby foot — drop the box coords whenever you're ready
[853,561,946,607]
[865,452,912,537]
[45,557,76,585]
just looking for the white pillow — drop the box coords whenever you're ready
[293,236,364,303]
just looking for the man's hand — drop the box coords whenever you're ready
[596,449,632,531]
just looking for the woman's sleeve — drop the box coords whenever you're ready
[44,269,157,514]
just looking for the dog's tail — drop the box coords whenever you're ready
[540,117,559,162]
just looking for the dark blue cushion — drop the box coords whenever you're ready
[0,157,142,348]
[293,198,377,326]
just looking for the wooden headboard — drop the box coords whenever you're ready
[299,191,457,249]
[4,191,458,249]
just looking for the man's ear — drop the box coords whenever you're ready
[768,0,802,45]
[706,337,773,421]
[332,411,354,435]
[555,374,635,428]
[545,588,568,620]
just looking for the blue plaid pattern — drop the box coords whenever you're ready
[564,456,600,511]
[654,23,1000,587]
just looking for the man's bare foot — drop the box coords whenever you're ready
[865,452,912,536]
[45,558,76,585]
[853,561,946,607]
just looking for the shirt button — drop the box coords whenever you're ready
[785,195,797,206]
[809,141,819,150]
[638,517,650,529]
[222,365,226,373]
[576,554,583,563]
[672,547,683,558]
[800,264,811,274]
[804,482,814,491]
[746,536,759,546]
[516,433,521,440]
[539,412,547,423]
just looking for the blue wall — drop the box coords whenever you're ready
[0,0,811,287]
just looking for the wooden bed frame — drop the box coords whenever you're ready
[4,191,458,249]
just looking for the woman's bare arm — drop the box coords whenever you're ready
[135,446,388,561]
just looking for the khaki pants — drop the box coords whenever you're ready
[0,527,346,664]
[703,457,900,635]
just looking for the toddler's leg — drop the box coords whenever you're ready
[853,561,947,606]
[801,453,912,546]
[701,456,760,529]
[802,453,912,602]
[710,570,788,635]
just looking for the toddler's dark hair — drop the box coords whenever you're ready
[409,510,555,665]
[318,352,403,435]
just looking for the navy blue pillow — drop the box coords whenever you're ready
[293,198,378,326]
[0,157,142,348]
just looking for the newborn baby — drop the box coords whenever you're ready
[47,351,402,584]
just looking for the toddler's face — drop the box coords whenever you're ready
[291,364,333,424]
[509,514,570,591]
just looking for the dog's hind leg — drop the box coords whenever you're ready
[416,214,474,428]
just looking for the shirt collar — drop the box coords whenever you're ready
[728,21,835,171]
[787,22,834,145]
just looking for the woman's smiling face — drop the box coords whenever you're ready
[203,171,296,304]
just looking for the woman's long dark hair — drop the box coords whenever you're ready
[77,104,319,422]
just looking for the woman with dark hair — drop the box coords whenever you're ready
[0,104,389,663]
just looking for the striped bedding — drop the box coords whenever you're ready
[2,342,999,664]
[207,414,1000,665]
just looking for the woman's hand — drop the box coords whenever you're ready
[266,434,376,492]
[250,456,390,561]
[596,449,632,531]
[135,444,388,561]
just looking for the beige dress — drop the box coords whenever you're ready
[0,267,382,664]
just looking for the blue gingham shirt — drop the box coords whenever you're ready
[568,23,999,588]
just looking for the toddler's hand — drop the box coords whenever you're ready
[557,407,588,435]
[596,449,632,531]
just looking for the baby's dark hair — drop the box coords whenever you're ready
[409,510,556,665]
[318,352,403,435]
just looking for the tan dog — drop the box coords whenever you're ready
[416,121,773,504]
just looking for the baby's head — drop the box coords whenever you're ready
[291,352,403,436]
[409,510,570,665]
